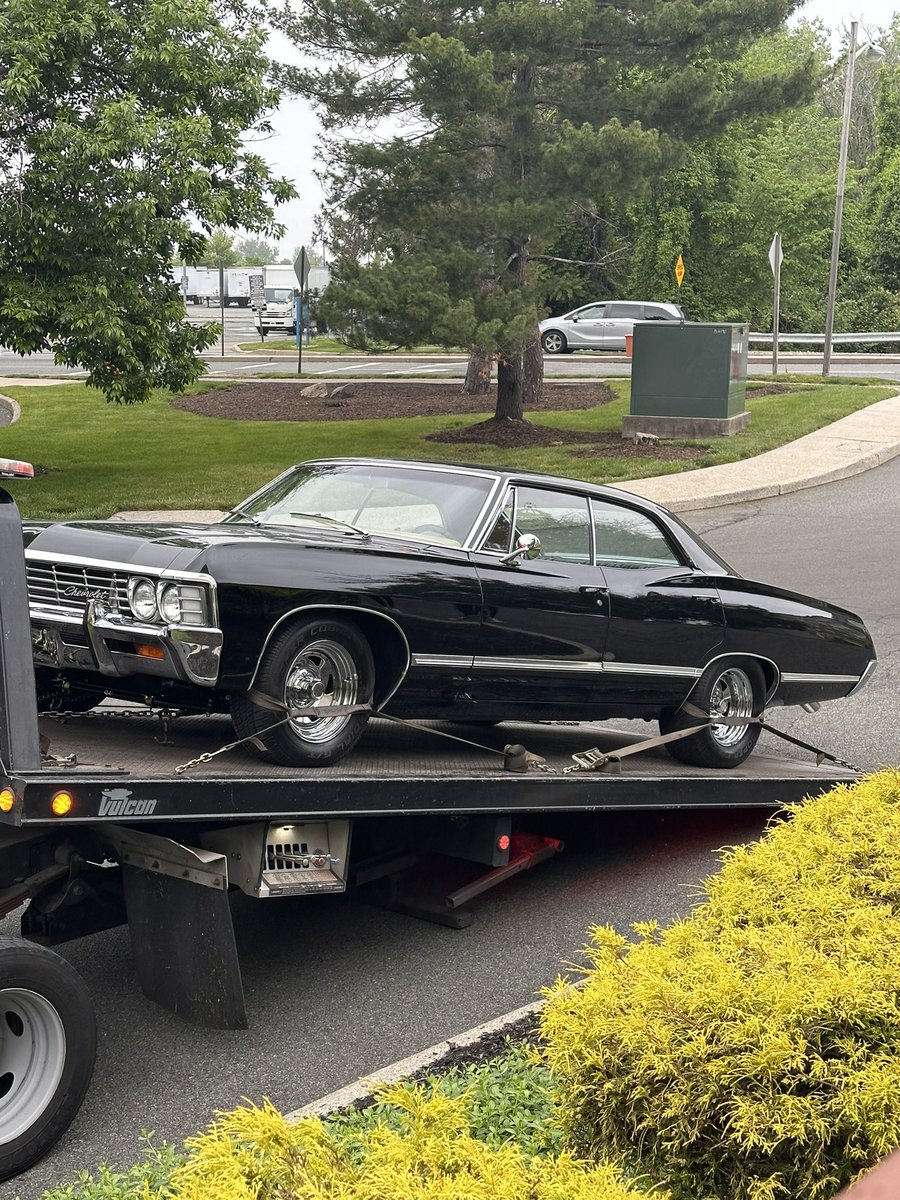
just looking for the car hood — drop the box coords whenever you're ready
[23,519,424,573]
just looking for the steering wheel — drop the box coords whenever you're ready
[412,524,450,537]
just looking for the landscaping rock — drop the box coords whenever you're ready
[330,383,357,400]
[300,382,329,398]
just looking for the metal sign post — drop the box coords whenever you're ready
[769,233,783,376]
[218,262,225,357]
[294,247,310,376]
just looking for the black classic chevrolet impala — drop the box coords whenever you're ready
[23,458,876,769]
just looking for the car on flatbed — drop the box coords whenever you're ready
[22,458,876,771]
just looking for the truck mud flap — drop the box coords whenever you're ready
[108,826,247,1030]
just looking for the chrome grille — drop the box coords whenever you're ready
[26,561,129,615]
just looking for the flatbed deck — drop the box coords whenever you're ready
[1,705,856,826]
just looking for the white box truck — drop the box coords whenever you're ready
[254,264,299,336]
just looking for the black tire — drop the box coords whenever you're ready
[541,330,568,354]
[660,659,765,769]
[231,616,375,767]
[0,939,96,1181]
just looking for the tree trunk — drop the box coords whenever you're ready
[495,332,543,420]
[461,348,493,394]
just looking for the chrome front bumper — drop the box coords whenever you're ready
[30,600,222,687]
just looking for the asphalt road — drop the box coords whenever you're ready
[2,304,900,380]
[5,456,897,1199]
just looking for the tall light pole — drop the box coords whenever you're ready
[823,22,884,376]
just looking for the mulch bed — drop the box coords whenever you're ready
[172,379,706,454]
[173,380,615,422]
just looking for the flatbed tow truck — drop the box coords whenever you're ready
[0,467,859,1180]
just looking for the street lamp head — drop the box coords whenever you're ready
[856,41,885,63]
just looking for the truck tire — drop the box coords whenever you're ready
[0,939,96,1181]
[231,616,375,766]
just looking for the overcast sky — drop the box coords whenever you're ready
[260,0,900,257]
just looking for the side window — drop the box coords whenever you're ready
[514,487,591,563]
[573,304,607,320]
[644,305,677,321]
[592,500,680,569]
[605,303,641,319]
[483,494,514,552]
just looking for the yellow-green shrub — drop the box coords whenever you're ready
[168,1085,666,1200]
[540,771,900,1200]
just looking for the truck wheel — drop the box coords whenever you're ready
[660,659,764,769]
[231,616,375,766]
[0,939,96,1181]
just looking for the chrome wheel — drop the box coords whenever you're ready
[0,989,66,1145]
[708,666,755,748]
[285,638,359,744]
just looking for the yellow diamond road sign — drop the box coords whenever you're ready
[674,254,685,287]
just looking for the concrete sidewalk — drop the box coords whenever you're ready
[617,391,900,511]
[109,391,900,521]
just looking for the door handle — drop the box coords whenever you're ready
[578,586,609,595]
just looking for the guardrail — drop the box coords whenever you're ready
[749,331,900,345]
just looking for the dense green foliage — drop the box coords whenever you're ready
[280,0,815,417]
[541,771,900,1200]
[0,0,292,403]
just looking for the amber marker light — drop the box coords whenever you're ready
[51,791,74,816]
[0,789,14,813]
[135,644,166,661]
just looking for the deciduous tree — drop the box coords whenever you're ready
[0,0,293,403]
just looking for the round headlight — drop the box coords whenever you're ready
[158,584,182,624]
[130,578,158,621]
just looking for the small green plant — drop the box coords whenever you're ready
[32,1134,183,1199]
[541,770,900,1200]
[325,1039,562,1157]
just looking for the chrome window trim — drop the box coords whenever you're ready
[248,603,412,710]
[589,496,686,570]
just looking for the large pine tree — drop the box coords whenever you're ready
[280,0,816,422]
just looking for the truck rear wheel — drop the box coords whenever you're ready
[0,939,96,1181]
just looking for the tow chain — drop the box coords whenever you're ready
[38,693,862,778]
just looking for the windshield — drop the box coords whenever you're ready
[225,462,497,547]
[264,287,295,302]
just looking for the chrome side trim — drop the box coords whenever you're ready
[847,659,877,696]
[248,604,412,710]
[603,662,702,678]
[411,654,472,669]
[781,671,866,684]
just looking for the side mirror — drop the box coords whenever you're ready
[501,534,541,565]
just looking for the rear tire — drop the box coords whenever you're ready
[661,659,765,769]
[231,617,374,767]
[0,939,96,1181]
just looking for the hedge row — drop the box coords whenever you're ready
[167,1086,664,1199]
[540,771,900,1200]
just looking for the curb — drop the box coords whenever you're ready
[285,999,542,1122]
[0,392,21,428]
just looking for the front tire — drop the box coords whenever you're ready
[541,330,568,354]
[0,939,97,1181]
[231,617,374,767]
[661,659,765,769]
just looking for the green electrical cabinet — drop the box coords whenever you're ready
[623,322,751,439]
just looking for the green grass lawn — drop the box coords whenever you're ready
[1,377,894,521]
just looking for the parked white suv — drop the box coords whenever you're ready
[539,300,686,353]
